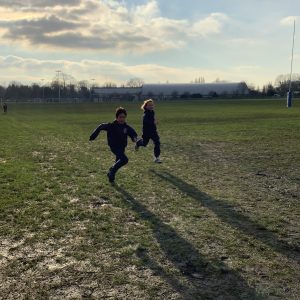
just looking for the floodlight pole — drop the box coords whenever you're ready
[287,20,296,108]
[90,78,96,102]
[56,70,61,102]
[41,78,45,99]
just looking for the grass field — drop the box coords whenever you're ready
[0,99,299,299]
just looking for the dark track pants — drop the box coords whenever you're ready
[137,132,160,158]
[110,147,128,175]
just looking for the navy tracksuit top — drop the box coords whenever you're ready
[143,110,157,135]
[89,120,137,149]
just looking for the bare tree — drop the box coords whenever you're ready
[275,73,300,87]
[103,82,117,88]
[77,80,90,99]
[126,77,144,88]
[275,73,300,95]
[191,77,205,84]
[213,78,228,83]
[0,85,5,98]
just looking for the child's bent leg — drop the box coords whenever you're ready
[137,135,150,147]
[152,133,161,158]
[110,148,128,175]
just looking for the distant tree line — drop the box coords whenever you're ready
[0,79,92,101]
[247,74,300,97]
[1,74,299,101]
[0,75,145,101]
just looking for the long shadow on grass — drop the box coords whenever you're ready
[151,170,299,261]
[114,184,259,299]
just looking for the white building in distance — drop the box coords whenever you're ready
[93,82,249,101]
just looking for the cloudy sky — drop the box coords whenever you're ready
[0,0,299,87]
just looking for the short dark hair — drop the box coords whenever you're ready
[115,107,127,118]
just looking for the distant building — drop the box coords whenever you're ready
[93,82,249,101]
[93,87,141,102]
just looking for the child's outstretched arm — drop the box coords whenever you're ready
[89,123,109,141]
[127,125,138,142]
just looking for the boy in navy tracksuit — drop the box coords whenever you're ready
[89,107,138,182]
[135,99,162,163]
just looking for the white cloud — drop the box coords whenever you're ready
[224,38,264,47]
[134,0,159,20]
[232,65,261,71]
[294,53,300,61]
[0,0,228,53]
[191,13,228,37]
[280,16,299,26]
[0,0,81,8]
[0,55,270,86]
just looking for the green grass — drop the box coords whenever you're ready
[0,99,299,299]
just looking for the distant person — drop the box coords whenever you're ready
[2,102,7,113]
[89,107,138,183]
[135,99,162,163]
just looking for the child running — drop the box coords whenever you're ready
[135,99,162,163]
[2,102,7,113]
[89,107,138,183]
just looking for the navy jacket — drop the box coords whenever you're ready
[89,120,137,149]
[143,110,157,134]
